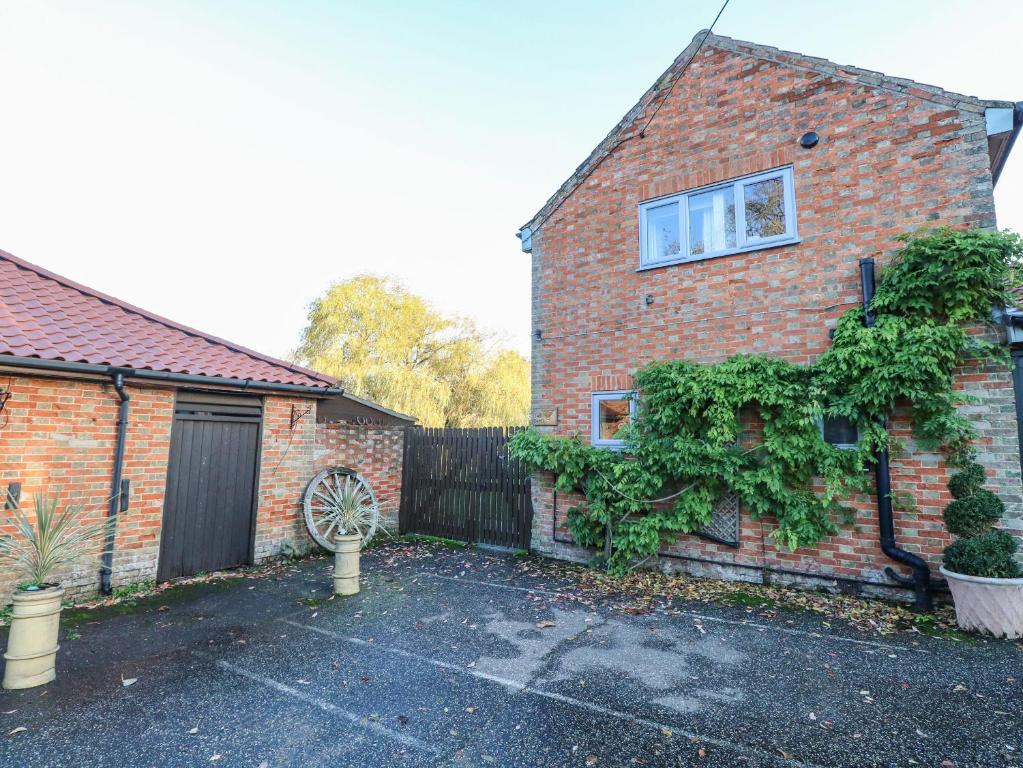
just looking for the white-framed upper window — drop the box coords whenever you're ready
[638,166,798,268]
[820,415,859,450]
[591,391,637,448]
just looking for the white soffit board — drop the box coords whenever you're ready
[986,107,1015,136]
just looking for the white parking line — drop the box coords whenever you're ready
[210,656,440,755]
[425,572,930,654]
[283,619,827,768]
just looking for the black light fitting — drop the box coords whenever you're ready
[799,131,820,148]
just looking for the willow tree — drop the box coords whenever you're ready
[293,275,529,427]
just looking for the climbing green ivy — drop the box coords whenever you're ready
[510,228,1023,574]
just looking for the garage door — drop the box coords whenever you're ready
[157,392,262,581]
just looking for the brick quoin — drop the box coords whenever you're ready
[523,35,1021,599]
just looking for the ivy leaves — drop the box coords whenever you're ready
[871,228,1021,324]
[509,228,1022,574]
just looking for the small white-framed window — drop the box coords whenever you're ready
[820,415,859,450]
[638,166,798,269]
[591,390,637,448]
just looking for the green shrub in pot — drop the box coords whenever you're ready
[940,462,1023,637]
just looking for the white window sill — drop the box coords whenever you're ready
[592,441,628,451]
[637,237,801,272]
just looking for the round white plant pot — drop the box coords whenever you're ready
[333,534,362,596]
[3,585,65,690]
[940,567,1023,639]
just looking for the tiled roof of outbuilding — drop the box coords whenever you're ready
[0,248,336,389]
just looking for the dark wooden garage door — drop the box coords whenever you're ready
[157,392,262,581]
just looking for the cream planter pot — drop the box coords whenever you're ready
[940,567,1023,639]
[333,534,362,596]
[3,585,65,690]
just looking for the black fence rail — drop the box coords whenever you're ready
[399,427,533,549]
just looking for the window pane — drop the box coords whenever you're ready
[688,187,736,255]
[743,177,787,239]
[598,398,632,441]
[822,416,858,447]
[645,202,681,262]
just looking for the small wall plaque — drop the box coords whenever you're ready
[531,407,558,427]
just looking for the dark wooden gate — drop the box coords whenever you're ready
[399,427,533,549]
[157,392,262,581]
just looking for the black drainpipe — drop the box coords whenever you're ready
[859,259,932,610]
[100,367,134,595]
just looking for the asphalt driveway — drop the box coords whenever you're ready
[1,540,1020,768]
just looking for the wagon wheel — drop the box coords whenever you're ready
[302,467,380,551]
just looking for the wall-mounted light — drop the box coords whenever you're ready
[799,131,820,148]
[645,294,655,306]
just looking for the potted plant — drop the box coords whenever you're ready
[0,491,112,689]
[327,478,377,597]
[939,461,1023,638]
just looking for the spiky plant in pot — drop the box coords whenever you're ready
[327,476,376,596]
[940,462,1023,638]
[0,491,112,689]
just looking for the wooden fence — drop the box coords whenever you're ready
[399,427,533,549]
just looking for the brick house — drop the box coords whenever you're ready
[518,32,1023,598]
[0,249,412,600]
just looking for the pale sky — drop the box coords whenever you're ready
[1,1,1020,360]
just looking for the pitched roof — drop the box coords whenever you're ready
[521,31,1018,234]
[0,248,337,389]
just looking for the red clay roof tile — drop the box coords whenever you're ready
[0,249,336,389]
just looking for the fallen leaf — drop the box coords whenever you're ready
[697,747,706,759]
[121,676,138,687]
[586,757,599,766]
[189,720,201,735]
[660,727,673,738]
[210,755,221,763]
[536,620,557,629]
[464,707,476,714]
[7,726,27,736]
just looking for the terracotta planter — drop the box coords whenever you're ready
[940,567,1023,639]
[333,534,362,596]
[3,585,65,690]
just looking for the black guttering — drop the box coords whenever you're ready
[859,258,933,611]
[100,368,132,594]
[0,355,344,397]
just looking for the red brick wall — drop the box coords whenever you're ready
[314,423,405,531]
[527,41,1019,596]
[0,377,406,603]
[0,375,174,599]
[252,395,320,561]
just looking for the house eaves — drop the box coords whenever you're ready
[518,31,1019,249]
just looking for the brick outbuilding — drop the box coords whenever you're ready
[518,32,1023,599]
[0,250,413,600]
